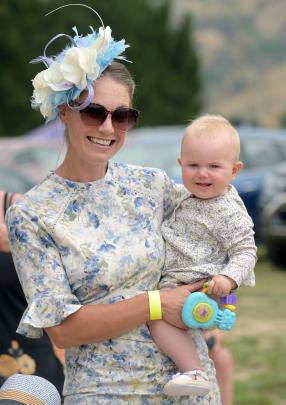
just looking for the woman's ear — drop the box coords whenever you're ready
[58,105,68,123]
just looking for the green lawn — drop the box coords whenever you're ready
[225,247,286,405]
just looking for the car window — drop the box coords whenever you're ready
[116,133,286,179]
[13,146,64,168]
[241,139,285,169]
[115,141,180,178]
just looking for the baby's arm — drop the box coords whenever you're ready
[213,192,257,289]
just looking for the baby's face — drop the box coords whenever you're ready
[178,132,243,199]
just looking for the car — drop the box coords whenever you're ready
[1,122,286,241]
[260,163,286,267]
[0,121,65,186]
[115,125,286,240]
[0,165,34,194]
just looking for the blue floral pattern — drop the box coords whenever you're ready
[6,162,221,404]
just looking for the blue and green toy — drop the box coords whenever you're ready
[182,282,237,331]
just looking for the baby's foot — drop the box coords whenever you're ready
[163,369,210,396]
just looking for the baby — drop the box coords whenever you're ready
[149,114,256,396]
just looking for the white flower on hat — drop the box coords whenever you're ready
[32,71,54,118]
[61,46,100,90]
[45,62,69,91]
[32,70,51,98]
[39,98,53,119]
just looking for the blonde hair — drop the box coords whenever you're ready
[183,114,240,161]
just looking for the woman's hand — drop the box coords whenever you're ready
[0,223,11,253]
[160,280,205,329]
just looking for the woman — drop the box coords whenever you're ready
[6,15,221,404]
[0,191,64,395]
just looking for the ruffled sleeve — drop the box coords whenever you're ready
[6,201,82,338]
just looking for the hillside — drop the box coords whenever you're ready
[173,0,286,128]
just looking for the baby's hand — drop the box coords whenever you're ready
[207,275,237,297]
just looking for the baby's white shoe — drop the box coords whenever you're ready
[163,370,210,396]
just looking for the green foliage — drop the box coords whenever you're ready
[279,112,286,128]
[0,0,201,137]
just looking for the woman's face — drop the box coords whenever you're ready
[59,75,131,178]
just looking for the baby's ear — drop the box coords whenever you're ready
[178,157,182,166]
[232,161,243,177]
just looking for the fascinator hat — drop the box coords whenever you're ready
[30,3,130,122]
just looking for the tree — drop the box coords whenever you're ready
[280,112,286,128]
[0,0,202,136]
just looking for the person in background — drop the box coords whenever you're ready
[149,115,256,397]
[5,6,221,404]
[206,329,234,405]
[0,191,65,395]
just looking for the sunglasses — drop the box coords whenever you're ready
[75,103,140,131]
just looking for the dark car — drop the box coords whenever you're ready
[115,125,286,240]
[260,163,286,267]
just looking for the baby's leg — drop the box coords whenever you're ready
[148,320,210,396]
[148,320,202,372]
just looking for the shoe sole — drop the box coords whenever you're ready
[163,384,210,397]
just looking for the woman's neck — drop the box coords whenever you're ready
[55,159,108,182]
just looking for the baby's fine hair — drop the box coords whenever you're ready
[184,114,241,161]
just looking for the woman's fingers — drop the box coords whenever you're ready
[185,279,206,293]
[160,281,206,329]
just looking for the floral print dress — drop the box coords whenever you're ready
[6,162,221,404]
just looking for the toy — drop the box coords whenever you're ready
[182,283,237,331]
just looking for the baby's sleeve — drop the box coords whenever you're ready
[214,199,257,287]
[162,172,186,220]
[6,202,82,338]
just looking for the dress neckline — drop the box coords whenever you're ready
[49,162,115,190]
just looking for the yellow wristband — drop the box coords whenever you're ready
[148,290,162,320]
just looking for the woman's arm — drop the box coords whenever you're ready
[6,188,204,349]
[0,223,11,252]
[0,191,67,363]
[46,281,204,349]
[0,191,22,252]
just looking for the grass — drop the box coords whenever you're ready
[225,247,286,405]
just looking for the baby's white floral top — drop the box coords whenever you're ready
[160,185,256,289]
[6,162,221,405]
